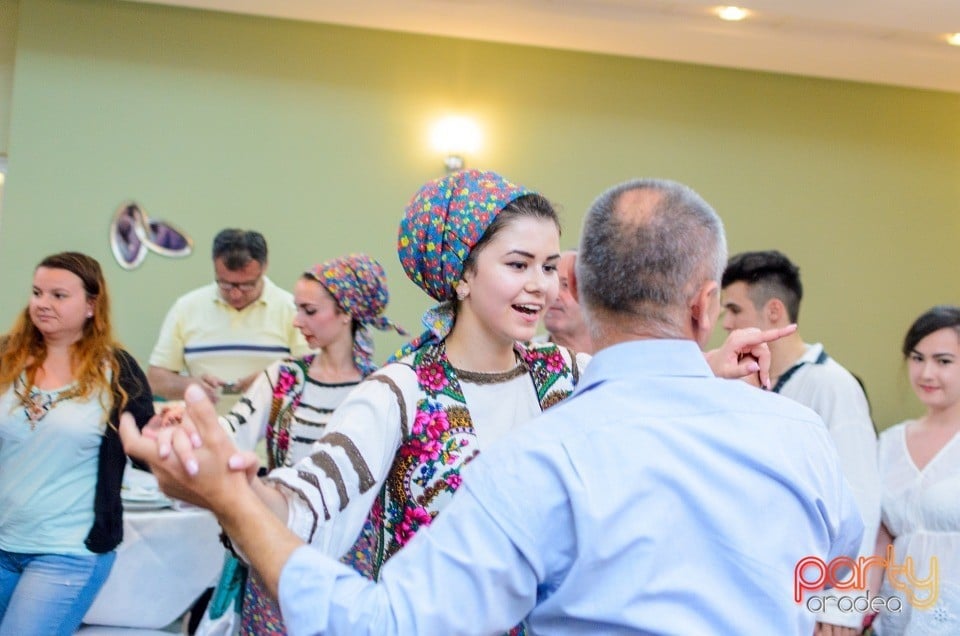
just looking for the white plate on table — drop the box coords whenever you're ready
[121,488,173,510]
[122,499,173,511]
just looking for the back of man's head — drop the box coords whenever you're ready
[212,229,268,271]
[722,250,802,323]
[577,178,726,342]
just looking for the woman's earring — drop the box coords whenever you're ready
[456,284,469,301]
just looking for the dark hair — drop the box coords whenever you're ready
[902,305,960,357]
[461,193,561,276]
[212,229,268,270]
[299,272,361,339]
[577,178,726,333]
[722,250,802,323]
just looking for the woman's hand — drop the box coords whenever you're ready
[155,403,185,427]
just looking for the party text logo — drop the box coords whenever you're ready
[794,546,938,613]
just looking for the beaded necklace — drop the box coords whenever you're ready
[14,375,84,430]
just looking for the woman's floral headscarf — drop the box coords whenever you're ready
[305,253,406,376]
[393,169,532,358]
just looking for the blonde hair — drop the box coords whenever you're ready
[0,252,128,420]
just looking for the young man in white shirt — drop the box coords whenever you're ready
[721,249,880,636]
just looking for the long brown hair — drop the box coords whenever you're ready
[0,252,128,417]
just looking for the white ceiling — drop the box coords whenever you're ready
[128,0,960,93]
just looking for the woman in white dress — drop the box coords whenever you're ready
[876,305,960,635]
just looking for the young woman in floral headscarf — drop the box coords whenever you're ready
[190,253,406,635]
[213,170,578,636]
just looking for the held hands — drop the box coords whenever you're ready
[705,324,798,389]
[119,384,259,513]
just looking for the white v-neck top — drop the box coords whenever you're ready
[878,421,960,634]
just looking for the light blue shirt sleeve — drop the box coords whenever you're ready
[278,471,544,635]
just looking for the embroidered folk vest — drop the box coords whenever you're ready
[341,340,579,582]
[265,356,313,470]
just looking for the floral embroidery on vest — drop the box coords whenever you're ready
[341,341,577,587]
[265,356,313,471]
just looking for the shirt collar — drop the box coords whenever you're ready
[573,338,712,397]
[796,342,824,365]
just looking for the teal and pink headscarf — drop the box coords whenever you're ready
[305,253,406,376]
[394,169,532,358]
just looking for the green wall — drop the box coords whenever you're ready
[2,0,959,428]
[0,0,18,154]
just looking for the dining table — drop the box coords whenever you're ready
[81,468,224,630]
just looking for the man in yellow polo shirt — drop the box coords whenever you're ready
[147,228,310,413]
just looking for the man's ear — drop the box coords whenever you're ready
[690,280,720,348]
[764,297,786,326]
[568,258,580,303]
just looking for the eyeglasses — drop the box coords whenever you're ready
[216,279,260,292]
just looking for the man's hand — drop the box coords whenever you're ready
[148,365,218,403]
[120,384,258,512]
[235,371,260,394]
[705,324,798,389]
[199,374,226,402]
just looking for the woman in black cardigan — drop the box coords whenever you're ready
[0,252,154,635]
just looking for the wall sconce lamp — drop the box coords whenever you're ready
[430,115,482,173]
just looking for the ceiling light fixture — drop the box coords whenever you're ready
[948,33,960,46]
[717,6,749,22]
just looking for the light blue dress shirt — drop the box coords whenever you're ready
[278,339,864,635]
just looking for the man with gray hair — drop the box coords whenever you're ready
[121,179,863,635]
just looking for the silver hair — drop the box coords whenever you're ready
[577,178,727,337]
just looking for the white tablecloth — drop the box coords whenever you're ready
[82,506,223,629]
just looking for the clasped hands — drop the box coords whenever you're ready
[121,384,259,513]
